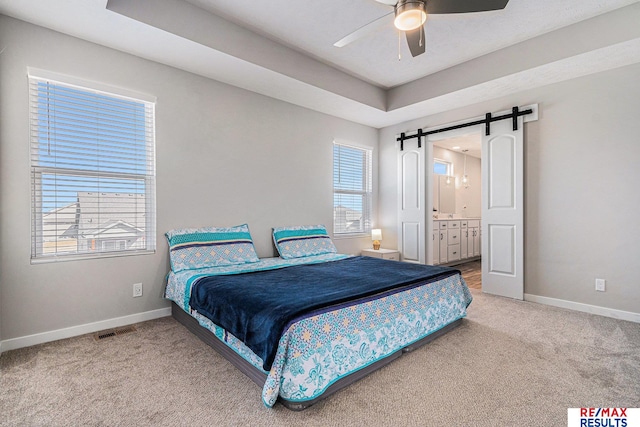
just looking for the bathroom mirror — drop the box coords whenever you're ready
[438,175,456,214]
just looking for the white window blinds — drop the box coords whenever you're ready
[333,142,372,235]
[29,72,156,261]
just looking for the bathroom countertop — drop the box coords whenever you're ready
[433,217,481,220]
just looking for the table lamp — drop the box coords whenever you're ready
[371,229,382,250]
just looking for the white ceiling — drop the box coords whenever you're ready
[433,135,482,159]
[1,0,639,128]
[185,0,638,88]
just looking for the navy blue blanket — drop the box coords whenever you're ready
[189,256,460,371]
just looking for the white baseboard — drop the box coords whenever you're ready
[0,307,171,354]
[524,293,640,324]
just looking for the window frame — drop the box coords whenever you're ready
[332,141,373,237]
[28,68,157,263]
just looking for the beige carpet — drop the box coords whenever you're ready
[2,289,639,427]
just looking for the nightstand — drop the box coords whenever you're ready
[361,248,400,261]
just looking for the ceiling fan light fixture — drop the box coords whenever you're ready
[394,0,427,31]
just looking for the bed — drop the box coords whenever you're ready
[164,224,473,410]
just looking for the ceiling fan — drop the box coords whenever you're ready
[334,0,510,58]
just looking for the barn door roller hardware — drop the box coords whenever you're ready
[397,106,533,150]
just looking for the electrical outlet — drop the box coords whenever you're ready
[595,278,606,292]
[133,283,143,297]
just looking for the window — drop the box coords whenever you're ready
[29,71,156,261]
[434,159,451,176]
[333,142,372,235]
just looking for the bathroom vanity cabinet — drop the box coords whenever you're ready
[433,219,480,265]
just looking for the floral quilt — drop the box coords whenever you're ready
[165,256,472,407]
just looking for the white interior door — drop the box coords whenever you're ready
[397,146,425,264]
[481,116,524,299]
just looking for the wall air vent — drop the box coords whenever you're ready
[93,325,137,341]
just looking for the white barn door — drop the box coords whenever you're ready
[397,146,424,264]
[481,116,524,299]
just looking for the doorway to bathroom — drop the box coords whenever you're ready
[431,132,483,289]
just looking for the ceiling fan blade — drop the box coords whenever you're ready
[405,25,426,57]
[334,12,393,47]
[426,0,509,14]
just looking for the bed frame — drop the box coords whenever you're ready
[171,301,463,410]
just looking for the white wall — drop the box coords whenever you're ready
[0,16,378,343]
[380,63,640,315]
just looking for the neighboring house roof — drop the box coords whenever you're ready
[43,202,78,220]
[42,201,79,240]
[82,220,144,239]
[42,192,146,241]
[77,192,146,234]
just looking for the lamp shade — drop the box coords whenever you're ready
[394,1,427,31]
[371,229,382,241]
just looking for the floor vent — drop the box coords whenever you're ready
[94,325,137,341]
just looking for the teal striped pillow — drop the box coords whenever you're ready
[272,225,337,259]
[166,224,259,272]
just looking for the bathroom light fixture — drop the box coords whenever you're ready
[394,0,427,31]
[462,150,470,189]
[371,229,382,250]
